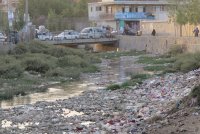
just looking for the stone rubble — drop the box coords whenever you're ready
[0,69,200,133]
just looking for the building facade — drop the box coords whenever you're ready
[88,0,170,33]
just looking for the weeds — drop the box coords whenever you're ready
[143,65,167,72]
[106,84,121,90]
[173,52,200,72]
[97,50,146,59]
[191,85,200,105]
[0,41,101,100]
[106,73,152,90]
[168,45,185,56]
[137,56,175,65]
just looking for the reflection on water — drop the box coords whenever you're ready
[0,56,144,109]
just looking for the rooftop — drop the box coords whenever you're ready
[88,0,170,5]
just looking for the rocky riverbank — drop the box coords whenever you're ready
[0,69,200,134]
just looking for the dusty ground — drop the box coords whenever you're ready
[146,107,200,134]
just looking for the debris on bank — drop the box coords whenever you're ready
[0,69,200,133]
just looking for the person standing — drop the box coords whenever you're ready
[151,29,156,36]
[193,27,199,37]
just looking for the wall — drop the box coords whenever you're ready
[118,35,200,54]
[140,21,198,37]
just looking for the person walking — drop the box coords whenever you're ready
[151,29,156,36]
[193,27,199,37]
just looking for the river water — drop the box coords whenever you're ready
[0,56,144,109]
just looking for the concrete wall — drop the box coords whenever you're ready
[141,21,198,37]
[118,35,200,54]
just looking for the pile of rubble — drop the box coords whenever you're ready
[0,69,200,133]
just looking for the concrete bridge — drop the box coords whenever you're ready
[43,38,119,45]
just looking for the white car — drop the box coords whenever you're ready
[79,27,105,39]
[53,30,79,40]
[0,32,7,42]
[38,32,53,41]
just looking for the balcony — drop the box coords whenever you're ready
[99,13,115,20]
[115,12,155,20]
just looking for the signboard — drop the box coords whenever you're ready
[8,10,14,29]
[8,10,14,21]
[115,12,155,20]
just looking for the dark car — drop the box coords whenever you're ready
[8,31,19,44]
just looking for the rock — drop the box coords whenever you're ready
[51,118,60,124]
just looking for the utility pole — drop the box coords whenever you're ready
[25,0,28,25]
[25,0,30,42]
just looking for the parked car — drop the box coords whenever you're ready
[0,32,7,42]
[38,32,53,41]
[8,31,19,44]
[53,30,79,40]
[79,27,105,39]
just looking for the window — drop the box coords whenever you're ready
[160,6,165,11]
[106,6,112,13]
[135,7,138,12]
[130,7,132,12]
[143,7,146,12]
[122,7,125,13]
[153,6,156,12]
[96,6,102,11]
[109,6,112,13]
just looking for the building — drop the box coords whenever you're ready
[88,0,171,34]
[0,0,19,13]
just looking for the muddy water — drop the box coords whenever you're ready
[0,56,144,109]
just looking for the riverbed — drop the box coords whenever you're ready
[0,55,199,133]
[0,56,144,109]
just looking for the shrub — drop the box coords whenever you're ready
[46,67,81,79]
[27,41,50,53]
[0,89,15,100]
[22,58,51,74]
[84,55,102,64]
[131,73,151,80]
[57,55,88,67]
[11,44,28,55]
[0,55,16,64]
[174,52,200,72]
[0,63,23,78]
[64,67,81,79]
[46,47,68,57]
[121,81,137,88]
[168,45,184,56]
[137,56,175,65]
[82,65,99,73]
[144,65,167,71]
[106,84,121,90]
[46,67,66,77]
[191,85,200,105]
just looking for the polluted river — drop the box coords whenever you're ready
[0,56,143,109]
[1,54,199,133]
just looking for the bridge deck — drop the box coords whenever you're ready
[43,38,118,45]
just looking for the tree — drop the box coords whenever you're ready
[168,0,200,36]
[16,0,89,30]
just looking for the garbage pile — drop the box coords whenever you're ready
[0,69,200,133]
